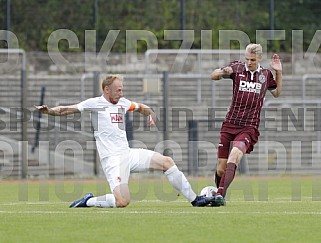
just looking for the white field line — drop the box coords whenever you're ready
[0,200,321,215]
[0,197,319,206]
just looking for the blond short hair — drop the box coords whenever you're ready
[101,74,123,90]
[245,43,262,57]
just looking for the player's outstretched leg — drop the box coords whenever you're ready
[164,164,221,207]
[150,153,223,207]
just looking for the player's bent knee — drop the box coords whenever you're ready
[229,147,244,165]
[115,198,130,208]
[162,156,175,170]
[114,185,130,208]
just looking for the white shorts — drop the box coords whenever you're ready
[101,148,155,192]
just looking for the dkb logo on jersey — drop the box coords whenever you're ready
[239,80,262,94]
[110,113,123,123]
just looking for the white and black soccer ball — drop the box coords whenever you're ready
[200,186,218,197]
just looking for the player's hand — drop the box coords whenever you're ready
[270,54,282,72]
[34,105,49,114]
[222,66,233,76]
[147,114,156,127]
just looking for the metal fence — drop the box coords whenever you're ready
[1,49,321,178]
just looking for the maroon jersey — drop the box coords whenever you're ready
[223,60,277,128]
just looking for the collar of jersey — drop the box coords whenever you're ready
[245,64,262,74]
[245,64,262,80]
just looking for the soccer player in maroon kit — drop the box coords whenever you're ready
[210,43,283,206]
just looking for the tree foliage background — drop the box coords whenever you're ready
[0,0,320,52]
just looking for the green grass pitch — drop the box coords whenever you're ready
[1,176,321,243]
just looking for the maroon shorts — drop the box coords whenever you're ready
[218,122,260,159]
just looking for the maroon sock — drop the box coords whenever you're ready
[214,171,221,188]
[221,163,237,197]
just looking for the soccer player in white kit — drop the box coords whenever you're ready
[35,74,222,207]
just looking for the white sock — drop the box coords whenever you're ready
[164,165,197,202]
[86,194,116,208]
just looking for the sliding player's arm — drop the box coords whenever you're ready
[127,102,156,127]
[138,103,157,127]
[34,104,80,116]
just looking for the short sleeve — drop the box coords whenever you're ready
[127,101,139,112]
[77,98,97,112]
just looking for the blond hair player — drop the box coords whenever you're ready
[210,44,283,205]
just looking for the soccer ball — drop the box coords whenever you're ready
[200,186,218,197]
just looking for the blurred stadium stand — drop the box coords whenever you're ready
[0,50,321,178]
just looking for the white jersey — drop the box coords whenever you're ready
[77,96,139,159]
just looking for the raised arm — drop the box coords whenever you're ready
[34,104,80,116]
[270,54,283,98]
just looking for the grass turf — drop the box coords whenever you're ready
[1,176,321,243]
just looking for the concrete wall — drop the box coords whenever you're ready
[0,51,321,178]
